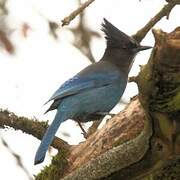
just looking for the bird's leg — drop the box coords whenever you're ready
[77,113,116,139]
[77,122,87,138]
[86,119,102,138]
[96,112,116,117]
[86,113,116,137]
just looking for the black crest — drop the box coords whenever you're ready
[101,18,137,49]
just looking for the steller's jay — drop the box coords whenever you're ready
[34,18,151,165]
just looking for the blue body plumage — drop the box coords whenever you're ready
[34,18,151,164]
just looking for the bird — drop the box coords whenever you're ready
[34,18,151,165]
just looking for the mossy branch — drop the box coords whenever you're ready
[0,109,70,151]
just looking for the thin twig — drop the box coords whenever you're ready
[0,134,33,180]
[70,6,100,63]
[0,30,14,54]
[0,109,70,151]
[133,0,180,42]
[129,76,137,83]
[61,0,95,26]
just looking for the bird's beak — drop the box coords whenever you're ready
[137,45,152,51]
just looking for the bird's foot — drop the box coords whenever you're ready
[77,120,103,139]
[86,120,102,138]
[77,122,88,138]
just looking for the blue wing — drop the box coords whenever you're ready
[45,62,122,104]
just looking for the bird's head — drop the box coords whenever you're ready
[101,18,151,54]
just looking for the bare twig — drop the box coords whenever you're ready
[70,10,100,63]
[61,0,95,26]
[0,30,14,54]
[0,0,8,14]
[37,11,59,39]
[48,21,59,39]
[0,109,70,151]
[133,0,180,42]
[128,76,137,83]
[0,134,33,180]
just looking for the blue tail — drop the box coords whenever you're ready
[34,110,67,165]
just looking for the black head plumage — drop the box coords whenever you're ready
[101,18,138,49]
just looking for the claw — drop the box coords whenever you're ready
[77,122,87,138]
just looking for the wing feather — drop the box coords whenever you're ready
[46,74,120,104]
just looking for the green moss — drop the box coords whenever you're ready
[151,87,180,113]
[153,159,180,180]
[154,112,174,141]
[35,149,69,180]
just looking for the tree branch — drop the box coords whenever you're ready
[133,0,180,42]
[58,98,150,179]
[69,7,100,63]
[61,0,95,26]
[0,109,70,151]
[0,135,33,180]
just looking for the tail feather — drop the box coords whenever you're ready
[34,110,67,165]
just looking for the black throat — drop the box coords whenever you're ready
[101,48,136,76]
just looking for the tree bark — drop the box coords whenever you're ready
[63,98,151,180]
